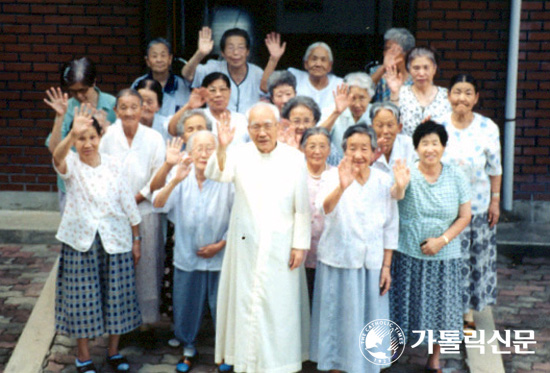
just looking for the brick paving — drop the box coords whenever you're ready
[1,242,547,373]
[0,243,60,372]
[42,319,469,373]
[493,255,550,373]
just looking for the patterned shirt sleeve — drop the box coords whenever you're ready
[53,151,76,180]
[484,118,503,176]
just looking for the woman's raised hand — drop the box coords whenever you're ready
[216,111,235,148]
[93,109,110,134]
[278,119,298,148]
[187,87,208,109]
[44,87,68,117]
[165,137,185,166]
[198,26,214,57]
[333,83,350,114]
[338,156,356,190]
[174,155,193,182]
[393,159,410,190]
[265,32,286,61]
[70,104,94,138]
[385,64,403,96]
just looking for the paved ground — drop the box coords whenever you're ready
[0,244,60,372]
[493,255,550,373]
[1,242,548,372]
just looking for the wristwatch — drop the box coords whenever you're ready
[133,235,142,242]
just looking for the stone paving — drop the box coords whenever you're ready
[0,243,60,372]
[493,255,550,373]
[42,319,469,373]
[1,242,549,373]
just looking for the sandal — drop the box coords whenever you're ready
[76,359,97,373]
[463,320,476,336]
[218,362,234,373]
[107,354,130,372]
[176,350,200,373]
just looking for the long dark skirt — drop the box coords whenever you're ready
[390,251,463,345]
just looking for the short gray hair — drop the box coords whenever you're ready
[116,88,143,106]
[342,124,377,152]
[303,42,333,63]
[281,96,321,124]
[384,28,415,53]
[186,130,217,153]
[246,102,280,123]
[344,72,375,98]
[267,70,297,98]
[369,102,400,123]
[299,126,331,149]
[176,109,212,137]
[406,46,438,72]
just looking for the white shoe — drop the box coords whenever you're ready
[168,338,181,347]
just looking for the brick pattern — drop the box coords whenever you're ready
[416,0,550,201]
[0,1,143,192]
[0,244,60,371]
[495,256,550,372]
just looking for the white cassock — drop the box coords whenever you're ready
[205,141,311,373]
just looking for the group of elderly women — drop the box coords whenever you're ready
[45,24,502,373]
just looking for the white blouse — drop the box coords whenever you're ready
[288,68,343,111]
[399,85,451,136]
[153,167,234,272]
[55,152,141,253]
[99,122,166,216]
[315,167,399,269]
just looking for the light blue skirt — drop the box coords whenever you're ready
[310,262,387,373]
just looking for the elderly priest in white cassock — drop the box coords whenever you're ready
[205,102,311,373]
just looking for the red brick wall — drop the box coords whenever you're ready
[416,0,550,201]
[0,1,143,192]
[1,1,549,201]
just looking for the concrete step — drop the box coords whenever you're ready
[1,211,549,251]
[0,210,60,244]
[497,222,550,260]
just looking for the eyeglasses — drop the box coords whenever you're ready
[193,146,215,154]
[248,122,276,132]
